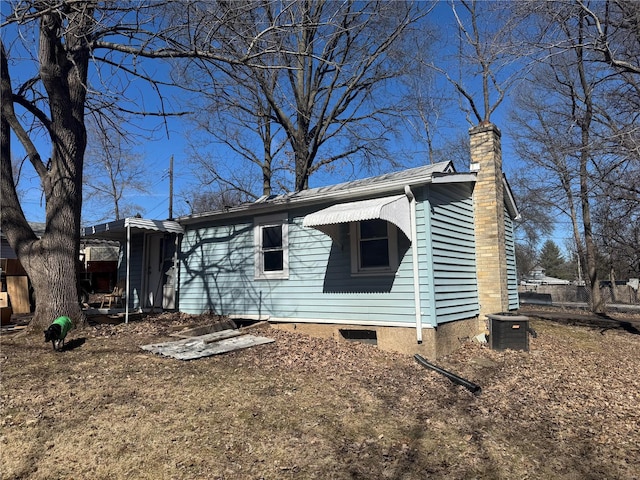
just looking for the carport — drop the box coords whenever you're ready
[81,218,184,323]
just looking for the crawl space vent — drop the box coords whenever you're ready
[339,329,377,345]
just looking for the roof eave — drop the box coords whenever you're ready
[502,174,520,220]
[178,169,452,226]
[81,218,184,239]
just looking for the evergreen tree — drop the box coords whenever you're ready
[539,240,566,279]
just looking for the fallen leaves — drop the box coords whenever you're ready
[1,306,639,479]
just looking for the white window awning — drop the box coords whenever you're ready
[303,194,412,241]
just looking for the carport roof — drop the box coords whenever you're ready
[81,218,183,241]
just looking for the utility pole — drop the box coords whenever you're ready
[168,155,174,220]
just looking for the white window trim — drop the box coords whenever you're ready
[254,213,289,280]
[349,220,398,276]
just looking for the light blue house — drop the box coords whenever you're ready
[177,124,519,357]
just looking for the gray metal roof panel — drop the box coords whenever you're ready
[179,161,456,225]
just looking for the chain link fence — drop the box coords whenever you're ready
[519,283,640,307]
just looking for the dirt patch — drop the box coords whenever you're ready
[1,307,639,479]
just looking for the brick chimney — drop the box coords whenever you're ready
[470,123,510,320]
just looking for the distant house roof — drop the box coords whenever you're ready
[1,222,46,259]
[523,266,571,285]
[0,222,46,239]
[178,161,517,225]
[522,276,571,285]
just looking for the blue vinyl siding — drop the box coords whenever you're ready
[178,184,483,328]
[179,222,255,315]
[505,206,519,310]
[1,239,16,259]
[427,184,479,324]
[179,204,420,327]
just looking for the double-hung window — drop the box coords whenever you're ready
[254,214,289,279]
[350,219,398,275]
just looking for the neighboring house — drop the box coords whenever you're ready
[1,222,46,264]
[1,222,45,316]
[176,124,519,358]
[2,222,123,312]
[81,218,183,317]
[79,239,120,295]
[521,266,571,285]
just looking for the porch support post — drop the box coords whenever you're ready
[125,221,131,324]
[173,233,180,309]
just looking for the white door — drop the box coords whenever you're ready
[146,235,163,308]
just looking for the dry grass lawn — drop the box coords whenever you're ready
[1,307,639,479]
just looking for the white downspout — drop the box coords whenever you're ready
[173,232,180,310]
[405,186,422,344]
[125,221,131,324]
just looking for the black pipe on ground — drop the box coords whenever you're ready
[414,354,482,396]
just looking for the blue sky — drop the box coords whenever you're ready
[1,2,573,253]
[1,2,448,222]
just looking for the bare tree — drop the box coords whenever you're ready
[576,0,640,76]
[178,0,432,194]
[180,67,287,198]
[511,0,640,312]
[577,0,640,266]
[0,1,212,329]
[521,20,608,309]
[509,71,587,280]
[515,242,538,281]
[432,0,526,126]
[509,170,556,250]
[83,120,149,223]
[2,3,97,328]
[398,32,455,166]
[184,189,249,215]
[595,199,640,298]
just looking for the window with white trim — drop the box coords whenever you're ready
[350,219,398,275]
[254,214,289,279]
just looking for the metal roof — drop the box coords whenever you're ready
[81,218,184,241]
[179,161,457,225]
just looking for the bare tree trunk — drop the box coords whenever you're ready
[576,13,604,314]
[0,8,90,331]
[295,150,312,192]
[261,119,274,196]
[609,267,618,303]
[581,161,604,313]
[0,99,85,330]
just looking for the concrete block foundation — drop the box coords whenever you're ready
[271,316,482,359]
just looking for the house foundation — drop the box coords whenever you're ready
[271,317,480,359]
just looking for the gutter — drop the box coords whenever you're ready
[404,185,423,344]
